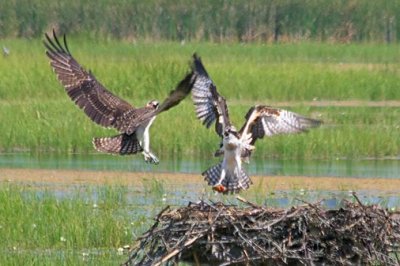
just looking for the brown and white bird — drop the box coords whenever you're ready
[44,30,194,164]
[190,54,322,193]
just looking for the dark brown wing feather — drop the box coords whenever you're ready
[240,105,322,146]
[44,30,139,132]
[190,54,231,137]
[122,71,196,135]
[93,133,143,155]
[156,72,195,114]
[116,106,155,135]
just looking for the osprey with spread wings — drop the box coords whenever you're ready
[190,54,322,193]
[44,31,194,164]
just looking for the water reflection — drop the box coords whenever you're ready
[0,152,399,179]
[18,180,400,209]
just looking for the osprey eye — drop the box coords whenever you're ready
[224,131,229,137]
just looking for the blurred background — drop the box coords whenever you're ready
[1,0,400,43]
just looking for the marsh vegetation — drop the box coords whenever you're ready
[1,40,399,160]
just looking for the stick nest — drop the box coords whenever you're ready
[124,196,400,265]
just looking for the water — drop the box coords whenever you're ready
[0,152,399,178]
[0,152,399,209]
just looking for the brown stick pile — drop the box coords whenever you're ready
[124,195,400,265]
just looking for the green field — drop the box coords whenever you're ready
[0,39,399,160]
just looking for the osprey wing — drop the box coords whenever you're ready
[239,105,322,146]
[190,54,231,137]
[156,71,195,114]
[123,71,196,134]
[44,30,136,132]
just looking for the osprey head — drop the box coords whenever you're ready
[223,126,240,150]
[223,126,238,138]
[146,100,159,110]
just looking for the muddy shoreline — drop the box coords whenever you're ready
[1,168,400,192]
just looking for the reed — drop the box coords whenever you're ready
[1,0,400,43]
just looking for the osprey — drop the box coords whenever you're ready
[190,54,322,193]
[44,30,194,164]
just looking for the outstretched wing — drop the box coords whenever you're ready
[122,71,196,134]
[239,105,322,146]
[190,54,231,137]
[156,71,195,114]
[44,30,138,132]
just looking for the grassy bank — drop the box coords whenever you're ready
[0,182,159,265]
[0,176,398,265]
[0,39,399,159]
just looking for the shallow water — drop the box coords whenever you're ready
[0,152,399,178]
[1,152,399,209]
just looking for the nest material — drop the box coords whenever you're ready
[124,195,400,265]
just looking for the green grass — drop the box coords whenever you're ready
[0,182,162,265]
[1,39,400,159]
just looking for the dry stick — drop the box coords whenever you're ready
[236,195,261,208]
[153,234,203,266]
[295,198,336,231]
[160,219,208,264]
[209,202,269,262]
[352,192,365,207]
[123,206,171,266]
[224,212,271,258]
[219,256,264,266]
[258,209,293,230]
[137,205,171,240]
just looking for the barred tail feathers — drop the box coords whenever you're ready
[92,133,143,155]
[202,162,251,193]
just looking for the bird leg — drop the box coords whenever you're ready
[143,151,159,164]
[212,168,227,193]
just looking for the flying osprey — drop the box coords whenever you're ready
[44,30,194,164]
[190,54,322,193]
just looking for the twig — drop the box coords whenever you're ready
[236,195,261,208]
[352,192,364,207]
[153,234,203,266]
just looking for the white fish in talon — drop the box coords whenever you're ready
[44,30,194,164]
[189,54,322,193]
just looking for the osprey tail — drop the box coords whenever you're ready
[202,162,251,194]
[93,133,143,155]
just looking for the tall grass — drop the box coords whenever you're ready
[0,185,130,249]
[0,39,399,159]
[0,180,181,265]
[1,0,400,43]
